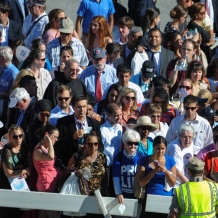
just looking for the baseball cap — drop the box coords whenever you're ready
[200,107,216,118]
[197,97,208,105]
[141,60,155,78]
[186,157,205,172]
[92,48,106,59]
[9,88,30,108]
[59,18,74,34]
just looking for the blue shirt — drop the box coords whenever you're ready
[46,37,89,68]
[100,120,122,166]
[137,137,153,156]
[138,155,176,196]
[79,64,118,100]
[77,0,115,33]
[49,105,74,126]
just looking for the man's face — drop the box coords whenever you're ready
[57,90,72,110]
[128,31,143,47]
[28,4,43,17]
[73,100,87,119]
[118,25,130,37]
[15,99,29,111]
[92,57,106,71]
[182,42,196,61]
[25,80,37,97]
[148,30,162,48]
[184,102,199,120]
[108,108,122,125]
[177,0,192,8]
[0,11,8,23]
[60,32,73,43]
[117,71,131,87]
[64,62,80,81]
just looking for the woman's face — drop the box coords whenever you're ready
[153,96,165,107]
[191,68,203,82]
[9,129,23,147]
[124,140,138,155]
[137,126,151,139]
[154,15,160,26]
[179,13,187,25]
[36,52,46,68]
[180,80,193,95]
[150,113,161,125]
[173,34,183,50]
[153,143,166,157]
[87,104,94,118]
[122,92,135,108]
[38,111,50,124]
[179,131,193,148]
[49,130,59,145]
[54,12,66,29]
[108,89,119,103]
[85,136,99,154]
[60,50,73,63]
[91,20,100,34]
[196,7,206,21]
[182,42,196,61]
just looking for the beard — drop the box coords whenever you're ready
[94,63,105,71]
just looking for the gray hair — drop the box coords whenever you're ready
[65,58,79,68]
[129,26,143,35]
[0,46,13,62]
[122,129,141,144]
[179,124,194,137]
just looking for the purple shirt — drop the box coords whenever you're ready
[196,143,217,161]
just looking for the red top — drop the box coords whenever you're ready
[204,151,218,173]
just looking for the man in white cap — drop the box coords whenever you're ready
[46,18,89,69]
[22,0,48,49]
[168,157,218,218]
[8,87,37,133]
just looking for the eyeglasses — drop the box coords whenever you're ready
[12,134,24,140]
[179,85,192,90]
[38,41,45,46]
[40,112,50,117]
[131,35,142,40]
[125,96,136,101]
[50,134,59,141]
[85,142,99,147]
[39,58,46,62]
[199,11,206,15]
[153,100,165,104]
[182,48,193,52]
[55,17,67,21]
[184,107,197,111]
[151,115,161,119]
[27,4,37,8]
[140,126,152,131]
[127,141,139,146]
[68,68,80,73]
[57,97,70,101]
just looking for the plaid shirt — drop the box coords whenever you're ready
[46,37,89,68]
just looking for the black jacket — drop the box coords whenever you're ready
[8,19,23,46]
[55,114,103,166]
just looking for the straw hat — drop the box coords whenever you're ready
[132,116,158,132]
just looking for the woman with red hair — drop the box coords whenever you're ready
[86,16,113,53]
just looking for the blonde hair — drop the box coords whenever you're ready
[147,104,162,115]
[8,124,25,140]
[116,87,137,111]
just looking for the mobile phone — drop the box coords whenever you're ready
[153,160,159,166]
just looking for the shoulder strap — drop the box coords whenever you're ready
[24,15,47,40]
[211,152,215,173]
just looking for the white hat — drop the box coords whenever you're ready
[132,116,158,132]
[9,88,30,108]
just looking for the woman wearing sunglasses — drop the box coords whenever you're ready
[116,87,140,126]
[140,87,177,125]
[67,132,107,200]
[28,99,52,152]
[186,60,208,96]
[33,124,60,218]
[138,136,176,217]
[0,125,31,217]
[21,49,52,100]
[112,129,142,205]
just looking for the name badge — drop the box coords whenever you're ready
[0,79,8,87]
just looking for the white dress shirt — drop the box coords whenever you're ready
[148,122,169,139]
[166,114,213,154]
[100,120,123,166]
[0,21,9,46]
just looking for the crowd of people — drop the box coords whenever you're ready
[1,0,218,217]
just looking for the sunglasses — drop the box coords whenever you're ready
[12,134,24,140]
[40,112,50,117]
[125,96,136,101]
[199,11,206,15]
[185,107,197,111]
[127,141,139,146]
[131,35,142,40]
[60,32,71,36]
[85,142,98,147]
[179,85,192,90]
[38,41,45,46]
[154,100,165,104]
[151,115,161,119]
[57,97,70,101]
[40,58,46,61]
[140,126,152,131]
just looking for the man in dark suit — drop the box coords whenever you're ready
[55,94,103,166]
[5,0,28,26]
[126,27,175,78]
[0,2,23,46]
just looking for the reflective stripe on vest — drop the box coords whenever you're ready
[176,181,217,217]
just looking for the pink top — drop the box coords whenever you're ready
[43,29,60,44]
[33,144,59,192]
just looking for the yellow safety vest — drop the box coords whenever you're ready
[176,181,218,218]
